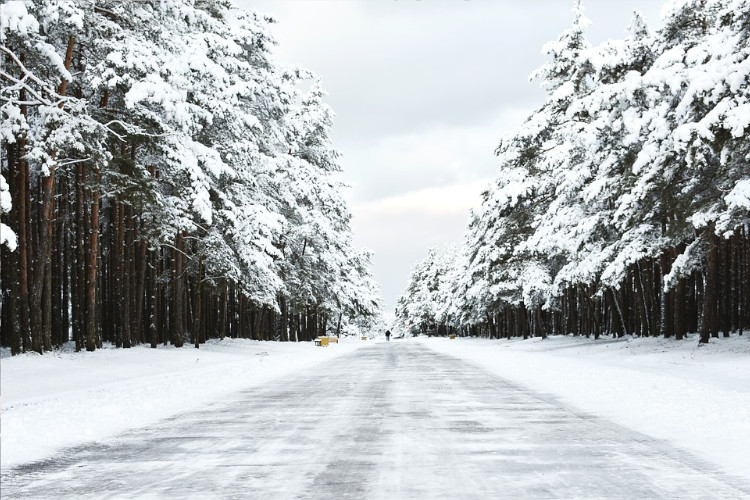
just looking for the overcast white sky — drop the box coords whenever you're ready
[238,0,667,314]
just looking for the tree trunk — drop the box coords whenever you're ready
[536,306,547,339]
[486,312,497,339]
[193,255,203,349]
[85,169,100,352]
[220,285,228,340]
[58,187,70,346]
[279,295,288,341]
[674,275,686,341]
[172,232,185,347]
[609,287,628,337]
[134,233,148,343]
[730,232,740,334]
[119,202,132,348]
[16,139,31,353]
[700,230,718,343]
[519,302,529,340]
[149,245,159,349]
[720,236,730,337]
[73,163,85,350]
[634,260,651,337]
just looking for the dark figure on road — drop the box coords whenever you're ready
[385,330,391,341]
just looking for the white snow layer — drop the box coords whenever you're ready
[421,335,750,480]
[3,335,749,484]
[0,1,38,41]
[0,338,363,468]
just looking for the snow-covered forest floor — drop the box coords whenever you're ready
[2,334,748,485]
[0,338,364,469]
[421,334,750,480]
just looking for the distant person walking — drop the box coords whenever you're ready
[385,330,391,342]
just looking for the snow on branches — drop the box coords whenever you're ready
[399,0,750,341]
[0,0,380,353]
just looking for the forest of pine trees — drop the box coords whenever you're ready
[397,0,750,343]
[0,0,381,355]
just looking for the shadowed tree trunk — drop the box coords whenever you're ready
[219,284,228,340]
[700,230,718,344]
[16,83,32,353]
[279,295,288,341]
[86,167,100,352]
[193,254,203,348]
[171,232,185,347]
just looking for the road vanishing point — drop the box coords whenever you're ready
[3,342,750,499]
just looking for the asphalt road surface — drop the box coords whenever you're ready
[3,342,749,499]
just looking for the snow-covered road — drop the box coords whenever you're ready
[3,342,749,499]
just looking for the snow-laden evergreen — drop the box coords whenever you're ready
[395,245,460,335]
[1,0,381,354]
[398,0,750,342]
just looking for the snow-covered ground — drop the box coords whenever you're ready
[3,334,749,486]
[0,338,364,469]
[420,334,750,480]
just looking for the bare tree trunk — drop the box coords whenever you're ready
[125,205,134,346]
[486,312,497,339]
[254,306,265,341]
[219,284,228,340]
[730,232,739,334]
[73,163,85,350]
[537,306,547,339]
[117,202,132,348]
[744,225,749,335]
[660,250,672,338]
[59,182,70,346]
[634,260,651,337]
[279,295,288,341]
[519,302,529,340]
[149,245,159,348]
[674,276,686,341]
[133,166,155,343]
[700,230,718,344]
[15,86,32,353]
[229,283,236,338]
[171,232,185,347]
[720,236,730,337]
[691,270,701,334]
[30,162,52,353]
[193,255,203,348]
[609,287,628,337]
[85,168,100,352]
[134,228,148,343]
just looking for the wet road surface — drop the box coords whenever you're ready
[3,342,749,499]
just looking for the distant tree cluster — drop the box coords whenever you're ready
[0,0,381,355]
[397,0,750,343]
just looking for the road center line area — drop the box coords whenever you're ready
[3,342,749,499]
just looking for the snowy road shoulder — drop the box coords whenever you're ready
[418,334,750,480]
[0,338,365,469]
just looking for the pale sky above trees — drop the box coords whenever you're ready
[242,0,666,312]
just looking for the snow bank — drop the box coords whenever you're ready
[1,338,362,468]
[420,334,750,479]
